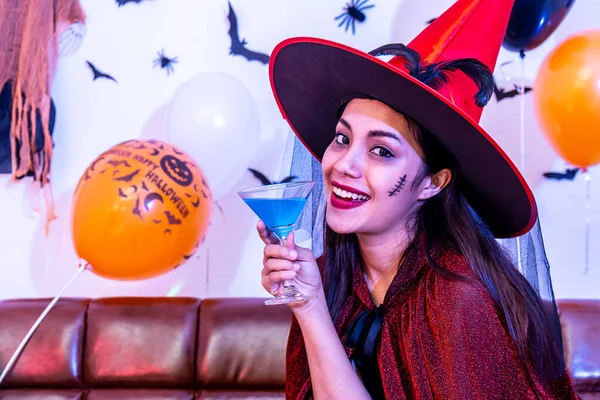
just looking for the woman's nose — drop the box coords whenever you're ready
[333,151,362,178]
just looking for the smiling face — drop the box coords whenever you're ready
[321,98,450,238]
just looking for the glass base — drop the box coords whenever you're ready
[265,285,316,306]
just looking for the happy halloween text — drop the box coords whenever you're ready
[145,170,190,219]
[107,149,190,219]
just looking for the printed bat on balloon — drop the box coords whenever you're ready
[113,169,140,183]
[227,2,270,64]
[107,160,131,168]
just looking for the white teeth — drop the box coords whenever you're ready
[333,186,370,201]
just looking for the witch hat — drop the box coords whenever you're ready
[269,0,535,238]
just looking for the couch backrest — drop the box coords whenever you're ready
[558,299,600,394]
[0,297,292,400]
[2,297,599,399]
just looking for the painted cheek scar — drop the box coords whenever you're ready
[388,175,407,196]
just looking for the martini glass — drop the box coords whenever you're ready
[238,181,316,305]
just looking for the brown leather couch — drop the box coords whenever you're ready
[559,299,600,400]
[0,297,598,399]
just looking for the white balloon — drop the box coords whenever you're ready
[167,73,260,198]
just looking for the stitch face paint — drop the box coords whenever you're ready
[388,175,407,196]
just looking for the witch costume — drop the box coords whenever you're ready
[267,0,579,398]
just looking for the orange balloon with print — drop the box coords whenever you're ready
[533,30,600,169]
[71,139,212,280]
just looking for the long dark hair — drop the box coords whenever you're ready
[321,44,562,389]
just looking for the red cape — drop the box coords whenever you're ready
[285,243,578,399]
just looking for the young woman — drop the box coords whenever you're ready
[257,0,578,398]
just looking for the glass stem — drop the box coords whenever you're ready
[279,236,296,290]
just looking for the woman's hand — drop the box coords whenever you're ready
[257,220,324,309]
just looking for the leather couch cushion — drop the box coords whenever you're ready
[196,298,291,389]
[84,297,200,388]
[0,298,88,388]
[0,389,83,400]
[85,389,195,399]
[559,300,600,393]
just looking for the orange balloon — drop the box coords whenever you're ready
[533,30,600,169]
[71,139,212,280]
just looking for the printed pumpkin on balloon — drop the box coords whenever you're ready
[71,139,212,280]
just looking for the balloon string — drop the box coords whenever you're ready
[206,243,210,297]
[519,50,526,174]
[584,171,591,274]
[516,50,526,274]
[0,262,89,384]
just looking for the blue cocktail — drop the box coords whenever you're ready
[242,198,307,239]
[238,181,316,305]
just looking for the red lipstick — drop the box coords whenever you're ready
[329,180,370,210]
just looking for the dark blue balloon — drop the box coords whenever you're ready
[502,0,576,53]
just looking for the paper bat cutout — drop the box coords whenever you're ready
[248,168,297,185]
[493,82,532,102]
[115,0,150,6]
[543,168,580,181]
[227,2,270,64]
[86,61,117,83]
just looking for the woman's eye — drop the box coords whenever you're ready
[334,133,349,145]
[371,146,394,158]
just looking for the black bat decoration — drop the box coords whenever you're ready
[227,2,270,64]
[543,168,580,181]
[248,168,297,185]
[115,0,150,6]
[426,17,437,24]
[493,81,532,102]
[86,61,117,83]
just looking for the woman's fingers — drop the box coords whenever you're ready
[283,231,312,261]
[261,257,299,276]
[263,243,298,262]
[266,270,297,283]
[256,220,279,245]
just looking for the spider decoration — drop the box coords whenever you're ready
[153,49,178,75]
[335,0,375,35]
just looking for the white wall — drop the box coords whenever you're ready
[0,0,599,301]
